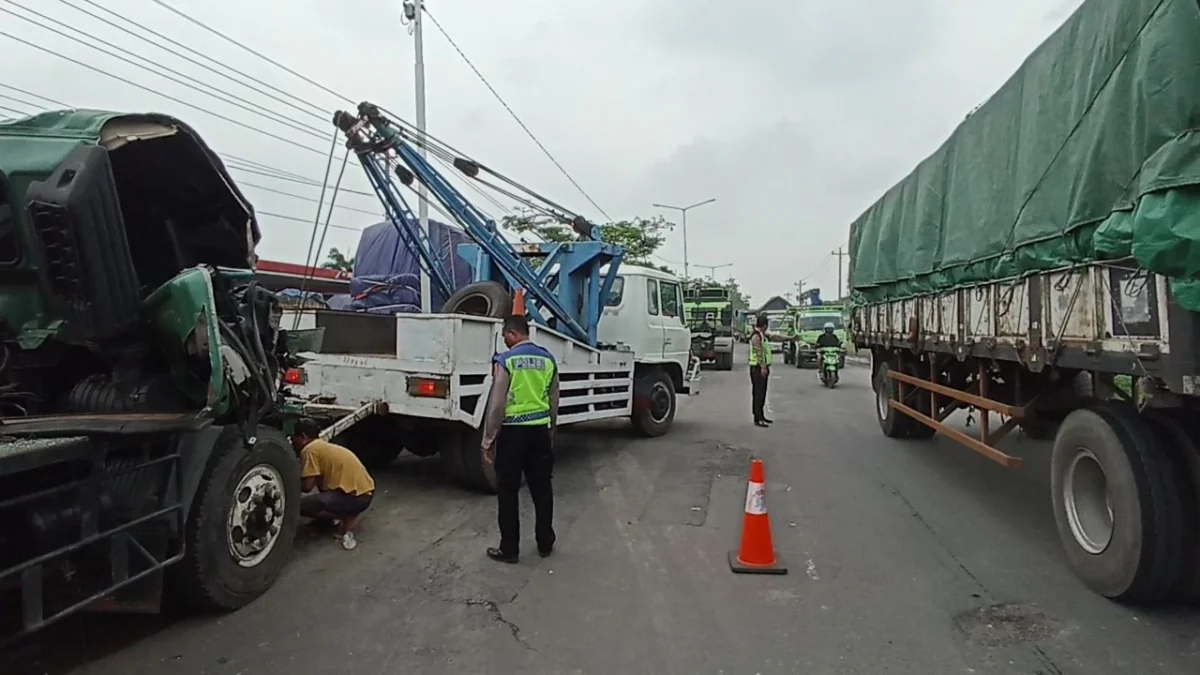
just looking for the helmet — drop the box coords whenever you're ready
[823,322,835,331]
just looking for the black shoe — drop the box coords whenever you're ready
[487,547,519,564]
[538,536,556,558]
[762,417,774,424]
[755,419,769,427]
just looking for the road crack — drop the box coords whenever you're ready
[459,597,537,652]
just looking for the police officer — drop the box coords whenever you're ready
[748,314,773,427]
[480,314,559,563]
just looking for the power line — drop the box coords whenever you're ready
[0,2,330,142]
[148,0,354,106]
[0,27,327,156]
[257,210,362,233]
[238,181,382,217]
[0,82,68,108]
[65,0,329,121]
[422,6,612,221]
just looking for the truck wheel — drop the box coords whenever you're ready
[718,352,734,371]
[175,427,301,612]
[442,281,512,317]
[1142,410,1200,602]
[334,418,403,471]
[438,424,497,493]
[874,362,915,438]
[403,424,440,458]
[1051,405,1184,603]
[631,370,675,437]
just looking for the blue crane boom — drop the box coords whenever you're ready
[334,103,623,346]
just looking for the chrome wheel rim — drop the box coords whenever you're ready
[1063,448,1114,555]
[227,464,286,567]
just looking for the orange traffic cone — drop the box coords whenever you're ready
[512,287,526,316]
[728,459,788,574]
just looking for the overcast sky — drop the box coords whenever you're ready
[0,0,1082,304]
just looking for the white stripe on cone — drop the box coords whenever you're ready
[744,480,767,515]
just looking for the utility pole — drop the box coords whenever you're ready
[794,279,805,303]
[652,198,716,284]
[409,0,432,313]
[831,247,849,300]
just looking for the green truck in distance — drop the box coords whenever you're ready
[683,285,735,370]
[782,303,847,367]
[0,110,304,638]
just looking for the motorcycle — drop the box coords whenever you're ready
[818,346,842,388]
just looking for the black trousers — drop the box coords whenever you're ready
[495,424,555,556]
[750,366,770,421]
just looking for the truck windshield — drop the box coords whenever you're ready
[800,314,843,330]
[605,277,625,306]
[768,317,783,331]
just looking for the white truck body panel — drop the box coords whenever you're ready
[287,312,640,428]
[851,263,1171,358]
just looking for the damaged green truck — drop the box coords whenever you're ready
[0,110,303,638]
[851,0,1200,604]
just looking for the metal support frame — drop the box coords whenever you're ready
[0,438,185,637]
[337,105,621,346]
[887,360,1026,469]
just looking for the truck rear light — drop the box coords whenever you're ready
[407,376,449,398]
[283,367,306,385]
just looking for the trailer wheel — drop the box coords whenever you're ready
[1051,405,1183,603]
[874,362,915,438]
[175,427,301,612]
[443,281,513,317]
[403,424,440,458]
[632,370,675,437]
[1143,410,1200,602]
[439,424,497,493]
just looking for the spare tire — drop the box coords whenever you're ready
[443,281,512,317]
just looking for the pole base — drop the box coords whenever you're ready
[728,550,788,575]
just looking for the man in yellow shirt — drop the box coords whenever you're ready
[290,419,376,550]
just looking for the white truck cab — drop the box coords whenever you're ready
[599,265,694,390]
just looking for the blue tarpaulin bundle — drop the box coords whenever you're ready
[349,219,474,313]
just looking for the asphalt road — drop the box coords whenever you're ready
[7,349,1200,674]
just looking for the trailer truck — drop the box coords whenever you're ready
[0,111,302,638]
[850,0,1200,604]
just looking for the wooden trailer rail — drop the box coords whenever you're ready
[887,364,1027,469]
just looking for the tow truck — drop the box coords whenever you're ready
[286,103,699,492]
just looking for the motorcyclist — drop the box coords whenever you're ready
[815,322,841,349]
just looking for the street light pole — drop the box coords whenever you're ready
[411,0,432,312]
[694,263,732,279]
[652,198,716,283]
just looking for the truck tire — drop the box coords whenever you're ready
[403,424,440,458]
[631,370,675,437]
[334,417,404,470]
[438,424,497,493]
[1050,405,1184,603]
[442,281,512,318]
[1142,410,1200,602]
[717,351,734,371]
[175,427,301,612]
[874,362,915,438]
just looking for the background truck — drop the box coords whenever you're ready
[0,111,302,638]
[850,0,1200,605]
[284,104,699,493]
[684,284,735,370]
[761,310,788,353]
[783,303,847,368]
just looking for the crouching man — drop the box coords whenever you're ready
[290,419,376,550]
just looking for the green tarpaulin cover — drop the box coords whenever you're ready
[848,0,1200,310]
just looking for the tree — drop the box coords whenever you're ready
[500,208,674,265]
[322,247,354,273]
